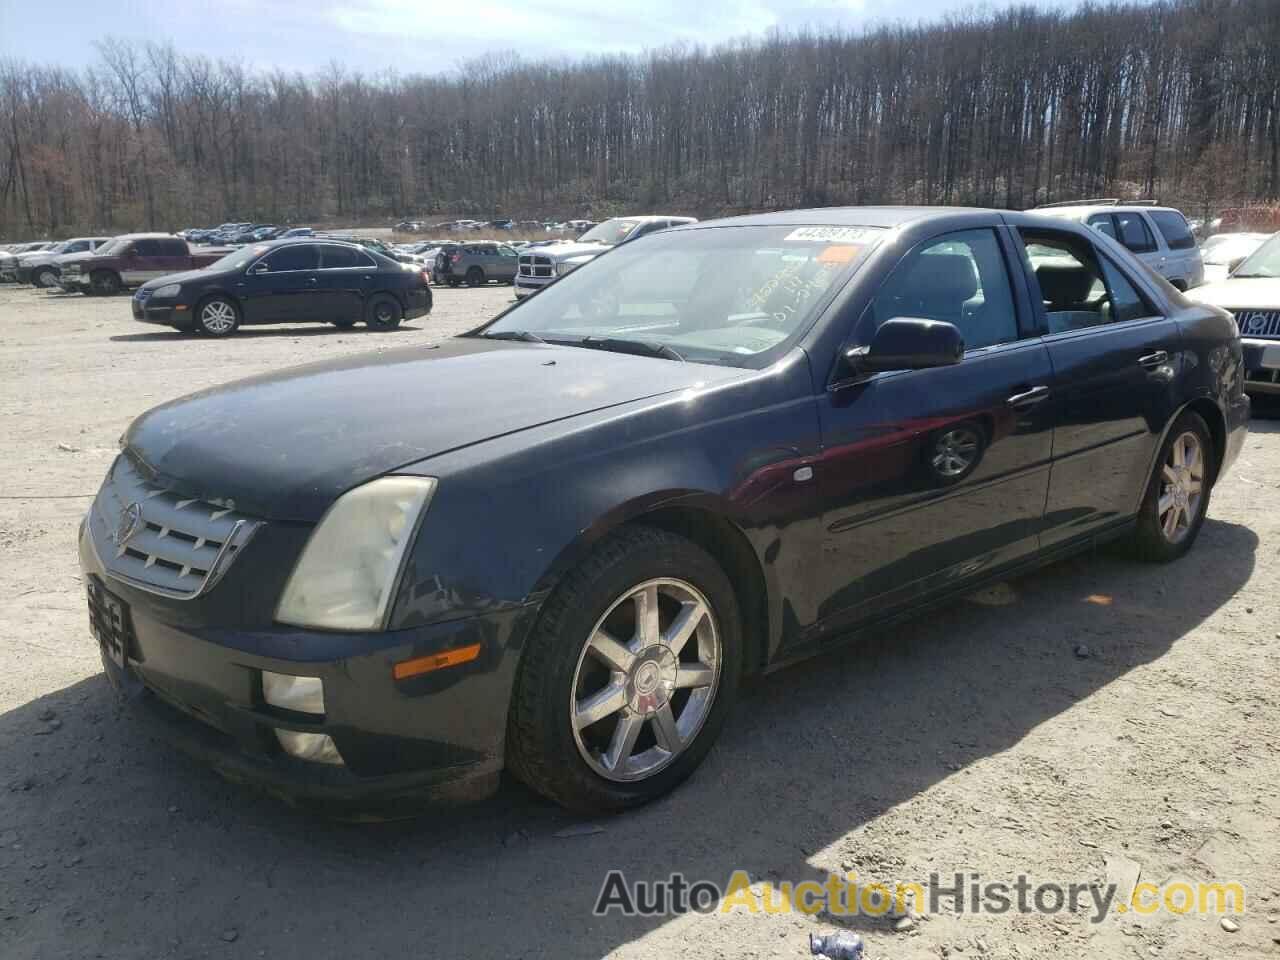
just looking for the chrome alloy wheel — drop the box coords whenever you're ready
[932,427,981,477]
[1158,430,1204,544]
[570,578,721,782]
[200,300,237,334]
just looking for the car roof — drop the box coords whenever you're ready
[1035,204,1183,218]
[117,232,182,240]
[691,206,992,230]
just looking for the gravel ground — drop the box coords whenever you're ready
[0,284,1277,959]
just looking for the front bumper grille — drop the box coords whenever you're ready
[1232,309,1280,338]
[518,255,554,279]
[88,454,261,598]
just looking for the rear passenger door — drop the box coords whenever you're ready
[1015,227,1183,546]
[155,238,191,279]
[494,245,519,281]
[1148,210,1202,289]
[316,244,376,321]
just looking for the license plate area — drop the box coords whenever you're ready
[87,576,133,669]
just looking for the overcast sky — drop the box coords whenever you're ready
[0,0,1098,74]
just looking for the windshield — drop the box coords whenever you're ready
[577,218,645,245]
[208,244,270,271]
[1232,233,1280,278]
[1201,233,1269,265]
[94,238,128,256]
[45,241,70,255]
[480,224,885,367]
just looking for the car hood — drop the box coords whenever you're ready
[138,268,214,291]
[534,241,613,262]
[1186,277,1280,310]
[124,337,745,522]
[56,250,99,266]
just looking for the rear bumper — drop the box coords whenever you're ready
[78,517,529,815]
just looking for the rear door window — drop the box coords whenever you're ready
[1115,213,1158,254]
[319,245,374,269]
[132,239,161,257]
[1148,211,1196,251]
[261,245,318,272]
[158,239,187,256]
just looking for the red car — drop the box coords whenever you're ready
[58,233,228,295]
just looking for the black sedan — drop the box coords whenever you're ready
[82,207,1248,815]
[131,238,432,337]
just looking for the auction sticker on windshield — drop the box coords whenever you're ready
[784,226,884,244]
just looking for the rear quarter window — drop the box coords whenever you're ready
[1149,211,1197,251]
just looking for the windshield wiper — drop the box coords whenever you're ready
[1229,272,1274,280]
[482,330,546,343]
[579,336,684,361]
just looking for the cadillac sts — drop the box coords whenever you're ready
[79,207,1249,815]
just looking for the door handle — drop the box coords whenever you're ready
[306,276,318,285]
[1006,385,1050,408]
[1138,350,1168,368]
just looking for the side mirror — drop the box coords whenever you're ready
[1226,255,1247,275]
[844,318,965,374]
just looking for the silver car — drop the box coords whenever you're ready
[1036,201,1204,290]
[436,242,519,287]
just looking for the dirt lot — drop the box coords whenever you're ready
[0,283,1277,959]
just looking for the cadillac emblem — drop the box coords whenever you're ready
[114,502,143,546]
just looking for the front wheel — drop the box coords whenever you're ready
[89,270,121,296]
[33,267,58,288]
[1129,412,1214,561]
[196,296,241,337]
[506,527,742,814]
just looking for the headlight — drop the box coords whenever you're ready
[152,283,182,298]
[275,476,436,630]
[556,257,593,276]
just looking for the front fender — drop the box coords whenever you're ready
[385,353,822,635]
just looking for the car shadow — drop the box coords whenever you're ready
[108,325,421,343]
[0,519,1256,956]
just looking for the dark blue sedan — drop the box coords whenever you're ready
[131,238,432,336]
[85,207,1247,815]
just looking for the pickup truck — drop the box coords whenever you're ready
[59,233,228,295]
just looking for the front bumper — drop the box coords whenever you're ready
[1241,337,1280,394]
[514,274,554,298]
[131,296,187,327]
[14,265,36,284]
[78,517,530,815]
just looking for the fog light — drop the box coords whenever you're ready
[274,730,344,765]
[262,672,324,715]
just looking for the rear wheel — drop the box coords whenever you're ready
[466,267,485,287]
[1129,412,1214,561]
[365,294,402,331]
[506,526,742,814]
[89,270,121,296]
[195,296,240,337]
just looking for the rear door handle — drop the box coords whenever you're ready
[1007,385,1050,408]
[1138,350,1168,368]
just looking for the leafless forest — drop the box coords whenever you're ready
[1,0,1278,235]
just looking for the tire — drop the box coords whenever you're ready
[1129,411,1214,562]
[89,270,121,296]
[365,294,402,331]
[506,526,742,814]
[33,267,58,289]
[465,267,485,287]
[195,295,241,337]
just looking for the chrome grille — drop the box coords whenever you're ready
[518,254,554,279]
[1232,309,1280,338]
[89,454,260,598]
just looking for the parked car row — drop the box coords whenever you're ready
[393,218,595,234]
[181,224,315,246]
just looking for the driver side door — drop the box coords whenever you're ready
[809,227,1055,638]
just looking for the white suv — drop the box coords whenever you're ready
[1035,201,1204,290]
